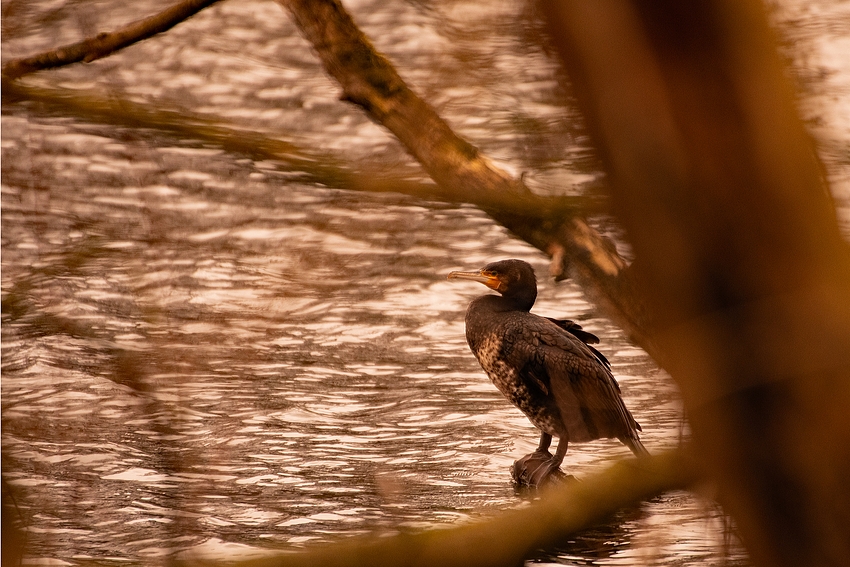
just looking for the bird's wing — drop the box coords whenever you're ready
[509,318,640,443]
[544,317,599,344]
[543,317,610,369]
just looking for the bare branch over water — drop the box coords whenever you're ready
[2,0,225,80]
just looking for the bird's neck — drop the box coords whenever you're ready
[465,293,534,353]
[503,289,536,312]
[472,292,535,314]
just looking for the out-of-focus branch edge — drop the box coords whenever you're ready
[1,0,225,80]
[0,81,611,275]
[176,448,699,567]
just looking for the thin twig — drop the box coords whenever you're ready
[2,0,226,80]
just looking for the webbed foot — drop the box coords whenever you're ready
[511,451,571,487]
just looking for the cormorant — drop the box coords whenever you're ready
[448,259,648,486]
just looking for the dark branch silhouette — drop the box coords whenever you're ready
[2,0,225,80]
[541,2,850,566]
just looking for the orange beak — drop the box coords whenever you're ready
[447,269,503,291]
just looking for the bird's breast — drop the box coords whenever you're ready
[470,332,561,436]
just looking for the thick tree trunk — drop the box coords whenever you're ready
[541,2,850,566]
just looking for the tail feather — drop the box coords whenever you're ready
[622,436,650,458]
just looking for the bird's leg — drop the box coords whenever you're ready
[526,435,569,487]
[535,432,552,455]
[550,435,569,469]
[512,434,569,487]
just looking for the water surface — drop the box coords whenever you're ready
[3,0,848,565]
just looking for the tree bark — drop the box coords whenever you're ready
[540,2,850,566]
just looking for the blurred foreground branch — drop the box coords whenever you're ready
[2,0,224,80]
[541,1,850,566]
[180,448,699,567]
[1,80,597,216]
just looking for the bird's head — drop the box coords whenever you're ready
[447,259,537,311]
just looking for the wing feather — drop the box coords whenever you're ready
[505,314,641,444]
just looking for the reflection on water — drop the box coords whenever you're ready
[3,0,848,565]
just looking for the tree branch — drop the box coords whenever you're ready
[178,448,700,567]
[279,0,527,210]
[275,0,660,350]
[2,80,598,218]
[2,0,225,80]
[540,2,850,566]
